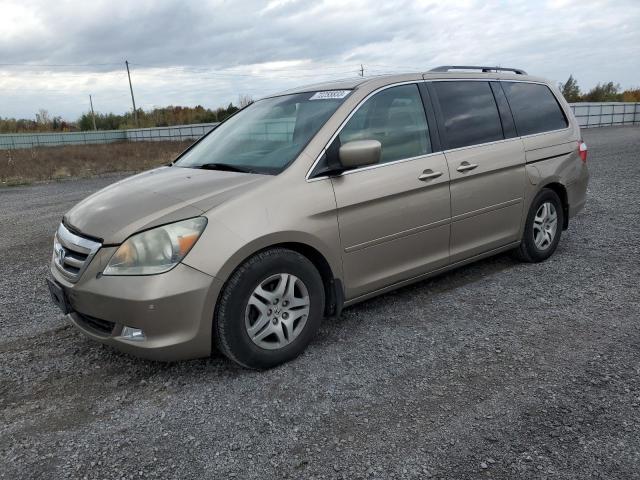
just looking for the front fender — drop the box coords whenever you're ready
[185,225,342,283]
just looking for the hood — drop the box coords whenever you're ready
[64,166,268,244]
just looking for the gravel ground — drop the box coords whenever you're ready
[1,126,639,479]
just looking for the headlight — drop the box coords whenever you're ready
[103,217,207,276]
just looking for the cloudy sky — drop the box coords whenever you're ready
[1,0,639,121]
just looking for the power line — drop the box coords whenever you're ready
[0,67,361,82]
[0,59,375,83]
[0,60,426,74]
[129,62,363,72]
[0,62,123,67]
[0,72,128,79]
[122,67,361,79]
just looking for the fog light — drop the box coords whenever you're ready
[120,326,146,341]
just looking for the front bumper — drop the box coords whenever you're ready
[50,246,223,361]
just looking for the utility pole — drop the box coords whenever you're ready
[125,60,138,127]
[359,64,364,77]
[89,95,97,131]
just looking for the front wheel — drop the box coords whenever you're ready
[214,248,325,369]
[514,188,564,263]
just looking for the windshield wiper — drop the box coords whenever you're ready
[196,163,256,174]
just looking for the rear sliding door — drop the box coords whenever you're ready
[428,80,526,263]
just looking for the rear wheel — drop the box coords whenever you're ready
[214,248,325,369]
[515,188,564,263]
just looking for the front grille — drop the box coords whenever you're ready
[53,224,101,283]
[75,312,116,335]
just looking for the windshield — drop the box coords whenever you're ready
[174,91,350,175]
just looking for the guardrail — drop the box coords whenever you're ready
[0,102,638,150]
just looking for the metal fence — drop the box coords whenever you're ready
[124,123,218,142]
[568,102,640,128]
[0,123,219,150]
[0,102,638,150]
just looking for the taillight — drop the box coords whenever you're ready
[578,140,588,163]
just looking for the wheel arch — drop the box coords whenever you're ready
[274,242,344,317]
[215,237,344,318]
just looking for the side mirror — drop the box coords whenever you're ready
[338,140,381,169]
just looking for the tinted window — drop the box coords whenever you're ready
[433,81,504,149]
[175,91,348,174]
[339,84,431,164]
[502,82,568,135]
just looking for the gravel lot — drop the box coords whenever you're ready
[1,126,639,479]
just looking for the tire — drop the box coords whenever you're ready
[214,248,325,369]
[514,188,564,263]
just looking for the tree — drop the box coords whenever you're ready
[238,93,254,108]
[3,101,242,133]
[35,109,51,128]
[622,88,640,102]
[559,75,581,102]
[582,82,622,102]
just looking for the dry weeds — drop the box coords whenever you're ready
[0,140,193,186]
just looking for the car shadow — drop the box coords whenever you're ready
[42,250,523,382]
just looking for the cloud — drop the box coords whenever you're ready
[0,0,638,120]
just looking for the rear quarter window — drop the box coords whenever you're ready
[432,81,504,149]
[501,82,568,136]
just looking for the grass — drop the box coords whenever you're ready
[0,140,194,186]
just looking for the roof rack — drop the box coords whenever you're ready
[429,65,527,75]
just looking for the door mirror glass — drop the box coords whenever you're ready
[338,140,382,169]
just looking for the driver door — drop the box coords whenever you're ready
[330,84,451,299]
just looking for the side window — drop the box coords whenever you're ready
[502,82,568,136]
[432,81,504,149]
[339,84,431,164]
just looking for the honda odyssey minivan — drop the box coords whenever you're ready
[48,66,589,369]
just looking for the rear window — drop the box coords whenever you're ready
[432,81,504,149]
[502,82,568,136]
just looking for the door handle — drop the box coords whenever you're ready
[418,169,443,181]
[457,162,478,173]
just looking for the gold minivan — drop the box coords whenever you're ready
[47,66,589,368]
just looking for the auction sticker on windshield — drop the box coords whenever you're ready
[309,90,351,100]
